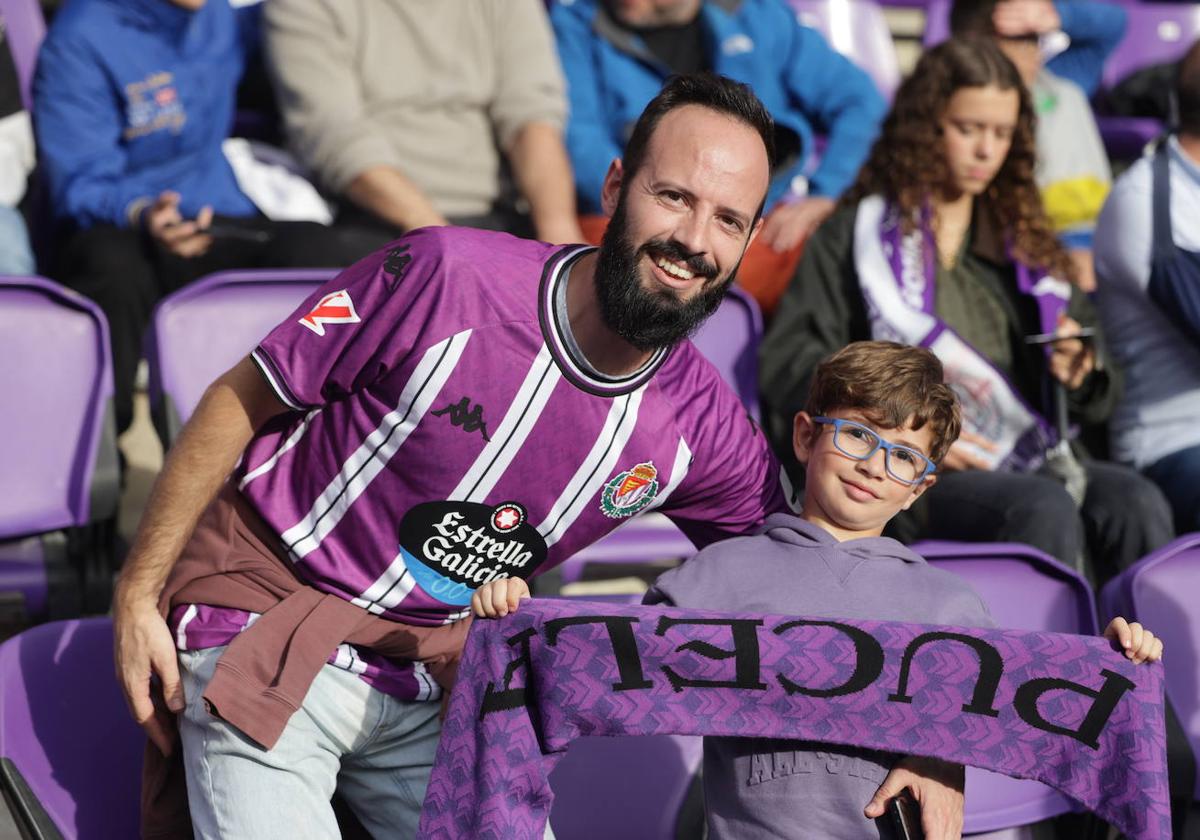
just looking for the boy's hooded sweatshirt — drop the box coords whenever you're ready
[645,513,994,839]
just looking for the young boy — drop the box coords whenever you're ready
[472,341,1162,838]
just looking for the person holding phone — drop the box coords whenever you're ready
[33,0,387,438]
[759,38,1174,587]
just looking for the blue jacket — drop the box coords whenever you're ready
[551,0,886,213]
[1047,1,1127,98]
[33,0,259,229]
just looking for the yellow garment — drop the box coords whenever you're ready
[1041,176,1110,231]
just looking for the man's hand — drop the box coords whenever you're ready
[113,593,185,756]
[143,191,214,258]
[1048,315,1096,390]
[758,196,836,253]
[865,756,965,839]
[992,0,1061,37]
[940,430,999,473]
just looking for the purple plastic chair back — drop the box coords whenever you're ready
[1102,3,1200,92]
[0,276,117,537]
[787,0,902,98]
[923,0,952,46]
[912,541,1099,832]
[0,618,143,839]
[1099,533,1200,798]
[557,288,764,586]
[145,269,336,444]
[0,0,44,111]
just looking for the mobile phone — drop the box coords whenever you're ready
[1024,327,1096,345]
[202,222,272,243]
[885,790,926,840]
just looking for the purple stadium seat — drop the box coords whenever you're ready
[1099,533,1200,798]
[912,541,1099,834]
[923,0,952,45]
[0,618,143,839]
[788,0,902,98]
[0,277,118,620]
[0,0,45,111]
[556,287,765,587]
[144,268,336,444]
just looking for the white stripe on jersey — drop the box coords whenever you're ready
[239,409,319,489]
[351,557,414,615]
[251,348,307,412]
[642,437,693,513]
[412,661,441,702]
[538,387,646,547]
[450,343,561,503]
[281,330,472,561]
[175,604,199,650]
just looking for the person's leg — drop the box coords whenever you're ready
[1143,444,1200,533]
[898,469,1084,565]
[0,204,35,274]
[177,646,381,839]
[335,694,442,837]
[55,226,159,434]
[1078,460,1175,587]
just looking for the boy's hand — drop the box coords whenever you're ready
[470,578,531,618]
[865,755,964,839]
[1104,617,1163,664]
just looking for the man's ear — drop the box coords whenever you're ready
[792,411,818,466]
[900,474,937,511]
[746,214,765,249]
[600,158,624,217]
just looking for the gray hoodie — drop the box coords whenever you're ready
[646,513,994,839]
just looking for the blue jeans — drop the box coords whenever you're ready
[1144,444,1200,532]
[0,204,34,275]
[178,645,440,839]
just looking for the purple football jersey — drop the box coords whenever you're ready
[173,227,786,700]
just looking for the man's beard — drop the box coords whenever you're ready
[593,198,743,352]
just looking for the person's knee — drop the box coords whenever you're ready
[1000,475,1082,562]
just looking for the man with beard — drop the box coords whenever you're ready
[113,75,966,838]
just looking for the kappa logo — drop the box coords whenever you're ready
[600,462,660,519]
[383,244,413,289]
[299,289,361,336]
[432,397,491,442]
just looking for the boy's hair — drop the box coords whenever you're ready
[805,341,963,464]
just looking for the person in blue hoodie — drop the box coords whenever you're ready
[473,341,1164,839]
[550,0,886,316]
[34,0,385,435]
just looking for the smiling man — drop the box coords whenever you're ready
[113,74,964,837]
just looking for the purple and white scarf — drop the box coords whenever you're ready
[418,599,1170,840]
[853,196,1071,472]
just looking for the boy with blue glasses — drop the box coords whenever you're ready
[473,340,1161,838]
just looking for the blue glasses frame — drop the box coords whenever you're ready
[811,417,937,486]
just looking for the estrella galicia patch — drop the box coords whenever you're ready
[398,501,547,606]
[599,462,660,519]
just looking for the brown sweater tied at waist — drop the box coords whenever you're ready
[142,483,472,838]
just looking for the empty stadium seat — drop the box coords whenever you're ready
[1099,533,1200,797]
[0,277,119,620]
[913,541,1100,835]
[788,0,902,98]
[144,268,336,445]
[0,617,143,839]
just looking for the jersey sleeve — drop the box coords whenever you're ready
[657,366,791,548]
[251,228,454,410]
